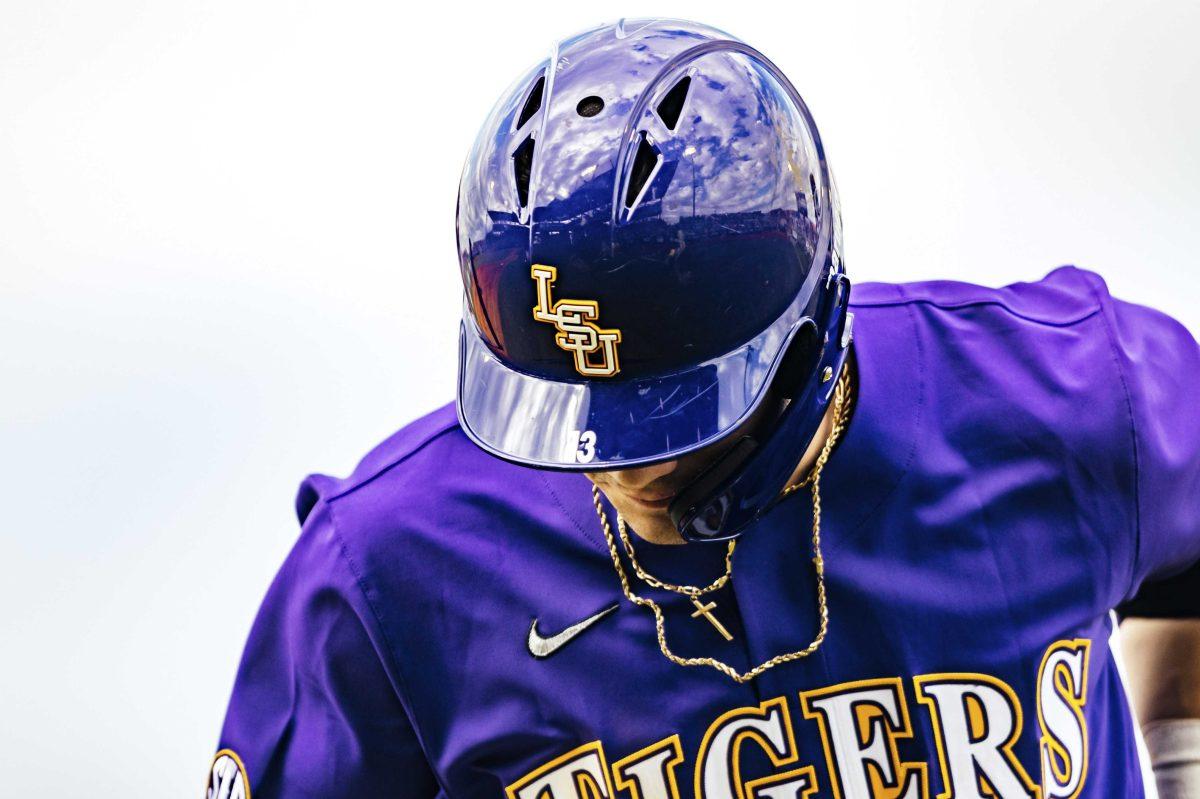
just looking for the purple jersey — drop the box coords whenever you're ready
[210,265,1199,798]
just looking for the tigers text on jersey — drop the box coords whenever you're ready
[211,265,1200,798]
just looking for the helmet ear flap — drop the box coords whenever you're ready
[771,320,822,400]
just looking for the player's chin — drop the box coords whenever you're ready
[621,509,686,546]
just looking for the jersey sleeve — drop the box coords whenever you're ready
[209,498,440,798]
[1097,277,1200,598]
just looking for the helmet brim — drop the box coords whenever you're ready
[455,264,822,470]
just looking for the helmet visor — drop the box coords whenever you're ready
[456,266,821,470]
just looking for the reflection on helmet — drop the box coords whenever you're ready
[455,19,850,541]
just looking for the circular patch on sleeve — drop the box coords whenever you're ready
[205,749,250,799]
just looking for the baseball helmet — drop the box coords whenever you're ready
[455,19,853,541]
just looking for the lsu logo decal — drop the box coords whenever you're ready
[206,749,249,799]
[531,264,622,377]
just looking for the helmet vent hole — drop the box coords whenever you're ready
[655,76,691,130]
[576,95,605,117]
[624,132,661,208]
[512,135,536,208]
[516,75,545,130]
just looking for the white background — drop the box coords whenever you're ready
[2,1,1197,795]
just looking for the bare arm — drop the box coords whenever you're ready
[1120,617,1200,797]
[1121,618,1200,723]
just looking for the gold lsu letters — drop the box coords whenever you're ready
[531,264,622,377]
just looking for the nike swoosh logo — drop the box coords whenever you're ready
[527,603,619,658]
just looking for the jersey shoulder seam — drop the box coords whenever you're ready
[851,292,1101,328]
[1081,277,1143,603]
[321,496,450,793]
[326,418,461,505]
[850,269,1103,328]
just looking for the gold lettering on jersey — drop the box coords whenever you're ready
[507,640,1095,799]
[1036,639,1091,798]
[694,697,801,799]
[531,264,622,377]
[800,677,928,798]
[913,673,1039,799]
[612,735,685,799]
[506,740,614,799]
[744,767,820,799]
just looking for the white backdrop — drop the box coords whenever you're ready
[2,1,1197,795]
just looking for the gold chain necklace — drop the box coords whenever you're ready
[616,517,735,597]
[593,362,854,683]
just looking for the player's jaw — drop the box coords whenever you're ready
[587,371,844,545]
[585,403,772,545]
[585,459,692,545]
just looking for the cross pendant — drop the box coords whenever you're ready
[690,597,734,641]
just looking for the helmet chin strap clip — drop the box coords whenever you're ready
[841,311,855,349]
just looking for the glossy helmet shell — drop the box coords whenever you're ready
[455,19,849,537]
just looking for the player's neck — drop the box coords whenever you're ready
[780,379,841,495]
